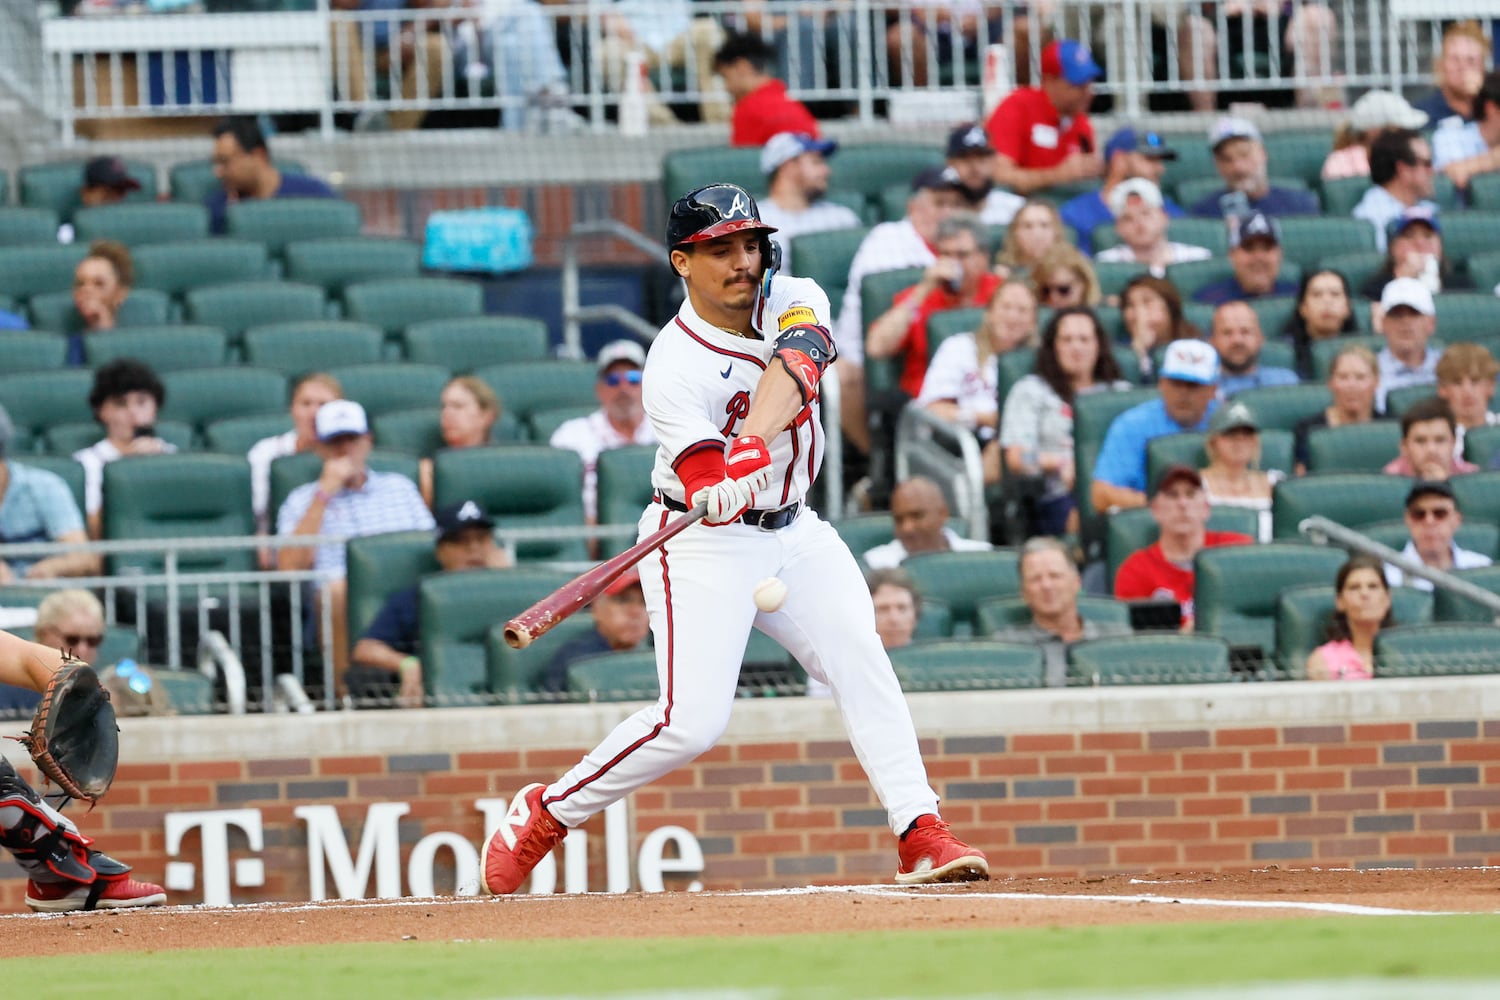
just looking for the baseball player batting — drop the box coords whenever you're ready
[483,183,989,893]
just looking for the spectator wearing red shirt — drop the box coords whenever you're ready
[985,39,1104,196]
[715,32,819,148]
[1114,465,1253,629]
[866,212,1001,399]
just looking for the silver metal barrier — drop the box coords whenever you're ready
[894,404,988,542]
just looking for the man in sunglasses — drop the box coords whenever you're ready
[1385,480,1491,591]
[1353,130,1437,252]
[550,340,658,525]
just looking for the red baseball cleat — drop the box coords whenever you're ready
[895,814,990,885]
[482,782,567,896]
[26,873,167,912]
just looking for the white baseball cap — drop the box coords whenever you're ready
[760,132,837,176]
[315,399,369,441]
[596,339,646,373]
[1107,177,1164,217]
[1349,90,1428,132]
[1209,116,1262,151]
[1160,340,1221,386]
[1379,277,1436,317]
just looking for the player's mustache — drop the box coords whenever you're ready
[726,272,755,286]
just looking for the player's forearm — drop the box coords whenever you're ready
[741,363,810,442]
[0,629,64,693]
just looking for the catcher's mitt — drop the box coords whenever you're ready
[15,657,118,805]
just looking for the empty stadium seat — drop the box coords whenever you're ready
[226,199,363,256]
[372,408,443,457]
[1318,176,1370,217]
[204,413,293,456]
[0,332,67,373]
[0,244,88,301]
[283,237,422,295]
[83,325,228,372]
[1275,582,1433,678]
[160,367,288,430]
[1243,297,1299,344]
[785,227,868,295]
[888,639,1044,691]
[402,316,550,370]
[831,144,945,206]
[1271,473,1414,540]
[1194,543,1347,654]
[422,567,573,704]
[529,405,596,446]
[329,363,451,419]
[1436,213,1500,264]
[27,287,171,333]
[0,369,95,445]
[1275,217,1377,270]
[1465,425,1500,468]
[1067,633,1234,685]
[1105,506,1260,586]
[1233,384,1331,432]
[474,360,597,429]
[1309,335,1382,380]
[486,611,595,701]
[0,207,60,247]
[72,203,209,247]
[345,530,440,645]
[1432,293,1500,344]
[343,277,484,339]
[901,549,1020,630]
[1092,261,1151,299]
[101,454,255,575]
[975,595,1131,636]
[1305,421,1403,474]
[184,281,328,341]
[566,649,660,703]
[1452,472,1500,527]
[595,444,657,527]
[1375,623,1500,677]
[20,159,156,220]
[1318,254,1385,301]
[268,450,421,527]
[1466,251,1500,297]
[660,146,763,205]
[243,321,383,376]
[925,307,985,359]
[132,240,269,296]
[431,446,586,561]
[1431,565,1500,622]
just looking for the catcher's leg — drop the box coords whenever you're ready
[0,759,166,912]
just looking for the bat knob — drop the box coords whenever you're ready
[503,623,532,650]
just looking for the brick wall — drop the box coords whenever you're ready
[3,684,1498,911]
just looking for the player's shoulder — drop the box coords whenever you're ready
[764,275,832,329]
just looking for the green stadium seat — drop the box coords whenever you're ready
[0,332,67,373]
[1264,131,1332,188]
[1305,421,1402,474]
[1160,136,1216,202]
[343,277,483,339]
[26,288,171,334]
[1465,425,1500,468]
[46,419,194,456]
[151,669,217,715]
[20,160,156,221]
[432,446,586,561]
[1432,293,1500,343]
[1072,386,1158,543]
[836,513,895,562]
[71,203,209,247]
[204,414,293,456]
[268,449,420,528]
[132,240,269,296]
[1174,175,1313,211]
[1382,384,1435,418]
[565,649,660,702]
[1431,565,1500,623]
[1276,583,1433,678]
[595,444,656,555]
[83,325,228,372]
[0,244,88,301]
[0,369,95,444]
[1310,334,1382,380]
[226,199,362,256]
[1166,257,1303,299]
[1318,176,1371,217]
[423,567,573,703]
[1242,296,1298,344]
[1375,623,1500,677]
[1093,261,1151,298]
[1274,218,1377,271]
[345,530,440,645]
[785,226,868,295]
[1233,384,1331,432]
[888,639,1044,691]
[860,266,926,392]
[995,347,1037,406]
[660,147,763,204]
[10,455,87,519]
[184,281,328,341]
[243,321,383,376]
[1318,253,1385,299]
[1271,473,1413,540]
[484,612,595,702]
[160,366,287,430]
[975,595,1131,636]
[330,363,450,419]
[101,454,254,575]
[402,316,550,370]
[529,405,596,445]
[832,144,944,203]
[283,237,422,295]
[1106,505,1261,586]
[1467,174,1500,211]
[168,158,303,206]
[1466,251,1500,296]
[474,360,597,429]
[1194,542,1348,654]
[1452,471,1500,527]
[1144,429,1295,487]
[1067,633,1234,685]
[902,549,1020,630]
[1436,213,1500,264]
[0,208,61,247]
[926,307,985,359]
[372,408,443,457]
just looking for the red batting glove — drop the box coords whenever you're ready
[726,435,773,494]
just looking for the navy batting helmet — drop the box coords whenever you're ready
[666,183,778,251]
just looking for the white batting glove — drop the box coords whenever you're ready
[692,478,751,526]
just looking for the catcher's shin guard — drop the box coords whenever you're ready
[0,758,97,884]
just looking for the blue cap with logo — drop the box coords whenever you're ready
[1104,128,1178,162]
[1040,39,1102,86]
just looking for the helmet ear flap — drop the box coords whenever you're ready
[760,236,781,300]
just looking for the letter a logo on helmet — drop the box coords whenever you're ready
[667,183,779,250]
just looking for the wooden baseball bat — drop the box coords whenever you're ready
[503,501,708,649]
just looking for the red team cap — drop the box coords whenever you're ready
[603,568,642,597]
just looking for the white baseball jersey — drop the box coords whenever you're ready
[646,273,831,511]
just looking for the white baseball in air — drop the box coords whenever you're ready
[753,577,788,613]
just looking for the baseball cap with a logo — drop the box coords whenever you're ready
[761,132,838,176]
[1228,211,1282,249]
[1107,177,1164,217]
[596,339,647,373]
[1380,277,1436,317]
[1210,116,1263,152]
[1160,340,1221,385]
[1040,39,1102,86]
[1104,128,1178,162]
[946,123,994,158]
[314,399,369,441]
[434,499,494,542]
[1389,204,1442,240]
[911,165,966,193]
[83,156,141,193]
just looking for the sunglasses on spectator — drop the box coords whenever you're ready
[111,658,152,696]
[1407,157,1434,169]
[1041,283,1075,298]
[61,633,104,649]
[1407,506,1454,522]
[602,370,643,387]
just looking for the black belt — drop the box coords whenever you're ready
[655,491,801,530]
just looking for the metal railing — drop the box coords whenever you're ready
[894,404,988,543]
[25,0,1461,144]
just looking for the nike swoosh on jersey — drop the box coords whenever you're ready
[720,364,733,379]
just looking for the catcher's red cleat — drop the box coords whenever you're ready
[895,814,989,885]
[26,873,167,912]
[482,782,567,896]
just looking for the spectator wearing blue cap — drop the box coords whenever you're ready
[983,39,1104,196]
[944,123,1024,226]
[1353,130,1437,252]
[1091,340,1222,514]
[1060,127,1185,251]
[757,132,862,276]
[1359,208,1461,303]
[1189,117,1321,219]
[1193,212,1298,306]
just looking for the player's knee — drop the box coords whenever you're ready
[668,714,730,758]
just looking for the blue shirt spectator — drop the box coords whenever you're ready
[0,404,96,581]
[0,310,26,331]
[1061,127,1185,252]
[206,116,337,234]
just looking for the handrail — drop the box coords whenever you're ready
[561,218,669,358]
[894,405,987,542]
[1298,515,1500,621]
[197,629,248,716]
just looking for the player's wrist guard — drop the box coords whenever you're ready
[773,323,837,405]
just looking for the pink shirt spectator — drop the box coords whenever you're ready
[1381,454,1479,476]
[1320,145,1370,181]
[1308,639,1373,680]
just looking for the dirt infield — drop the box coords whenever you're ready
[3,868,1496,957]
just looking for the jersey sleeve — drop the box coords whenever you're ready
[765,275,834,333]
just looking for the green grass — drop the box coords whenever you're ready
[29,916,1500,999]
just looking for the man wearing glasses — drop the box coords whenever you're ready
[1385,480,1491,592]
[550,340,657,524]
[1353,131,1437,252]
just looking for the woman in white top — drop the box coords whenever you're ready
[247,372,343,540]
[917,280,1039,482]
[999,307,1129,536]
[1200,400,1284,543]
